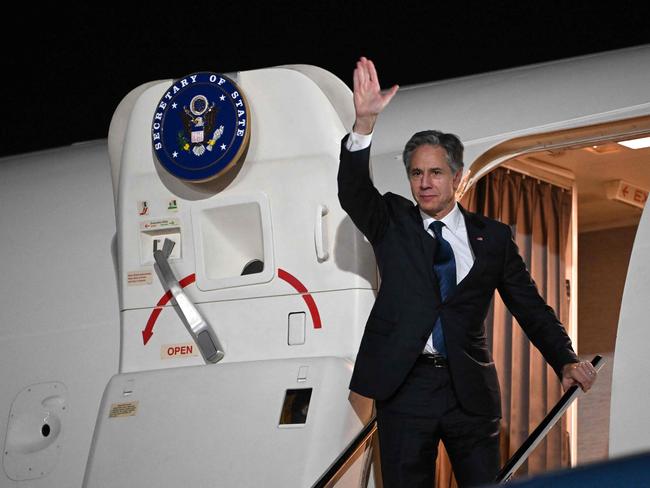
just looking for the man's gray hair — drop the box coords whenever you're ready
[402,130,464,173]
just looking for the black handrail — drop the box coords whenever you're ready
[495,355,604,483]
[311,355,604,486]
[311,415,377,488]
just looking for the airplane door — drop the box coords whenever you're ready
[609,194,650,457]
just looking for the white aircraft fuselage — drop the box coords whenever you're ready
[1,45,649,487]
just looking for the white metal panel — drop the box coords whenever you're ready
[108,80,163,205]
[121,288,375,373]
[279,64,355,133]
[609,200,650,457]
[84,357,372,488]
[0,143,120,487]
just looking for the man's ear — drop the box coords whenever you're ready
[452,169,463,189]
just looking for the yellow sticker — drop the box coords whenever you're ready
[109,401,139,418]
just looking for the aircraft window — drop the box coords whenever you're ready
[241,259,264,275]
[279,388,312,425]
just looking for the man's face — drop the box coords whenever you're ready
[407,144,462,219]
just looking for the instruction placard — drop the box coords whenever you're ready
[127,270,153,286]
[109,401,139,418]
[140,218,180,231]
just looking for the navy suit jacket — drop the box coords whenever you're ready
[337,137,578,417]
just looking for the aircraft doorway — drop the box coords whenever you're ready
[459,121,650,480]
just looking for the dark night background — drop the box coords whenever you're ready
[2,1,650,159]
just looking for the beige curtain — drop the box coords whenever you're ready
[436,167,572,486]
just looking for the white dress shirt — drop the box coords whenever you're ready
[346,131,475,354]
[346,130,373,152]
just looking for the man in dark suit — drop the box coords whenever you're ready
[338,57,598,488]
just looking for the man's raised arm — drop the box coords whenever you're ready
[337,57,399,244]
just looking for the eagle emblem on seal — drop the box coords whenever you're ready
[178,94,225,157]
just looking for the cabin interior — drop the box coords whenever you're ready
[468,117,650,471]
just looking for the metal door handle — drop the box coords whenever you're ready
[315,204,329,261]
[153,239,225,363]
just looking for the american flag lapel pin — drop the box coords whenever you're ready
[476,236,484,241]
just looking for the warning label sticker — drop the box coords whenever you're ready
[109,401,139,418]
[140,218,180,231]
[127,270,153,286]
[161,343,198,359]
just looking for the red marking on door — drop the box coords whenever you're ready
[142,273,196,345]
[167,345,193,356]
[143,268,322,346]
[278,268,322,329]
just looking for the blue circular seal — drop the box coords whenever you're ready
[151,72,251,182]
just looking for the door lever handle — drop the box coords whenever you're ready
[153,238,225,363]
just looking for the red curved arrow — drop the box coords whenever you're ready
[142,268,322,346]
[142,273,196,345]
[278,268,322,329]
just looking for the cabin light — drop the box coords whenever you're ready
[585,144,619,154]
[617,136,650,149]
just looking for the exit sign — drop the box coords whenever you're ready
[605,180,648,209]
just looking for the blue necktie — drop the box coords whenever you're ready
[429,221,457,357]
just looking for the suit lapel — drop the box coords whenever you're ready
[411,206,441,302]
